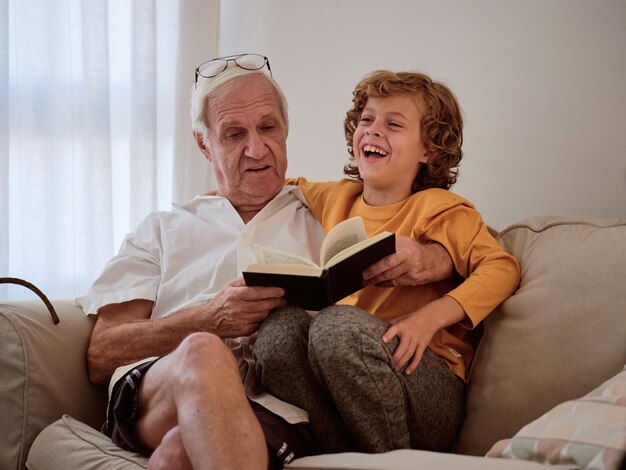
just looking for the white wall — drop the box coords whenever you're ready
[219,0,626,230]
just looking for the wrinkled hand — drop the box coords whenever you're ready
[203,277,285,338]
[363,236,454,287]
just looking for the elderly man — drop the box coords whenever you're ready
[79,54,453,470]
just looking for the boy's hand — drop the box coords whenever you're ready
[382,309,439,375]
[363,236,453,287]
[382,296,466,374]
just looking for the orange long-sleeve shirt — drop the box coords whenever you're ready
[288,177,520,381]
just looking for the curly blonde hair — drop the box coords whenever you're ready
[344,70,463,192]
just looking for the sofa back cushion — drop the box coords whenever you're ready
[455,216,626,456]
[0,300,108,470]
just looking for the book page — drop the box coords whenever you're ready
[326,231,394,268]
[320,217,367,267]
[253,244,320,268]
[244,263,323,276]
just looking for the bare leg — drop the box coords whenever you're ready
[135,332,268,470]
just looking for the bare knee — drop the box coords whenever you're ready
[176,332,232,364]
[173,332,237,390]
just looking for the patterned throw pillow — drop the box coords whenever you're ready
[486,365,626,470]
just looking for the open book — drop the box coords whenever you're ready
[243,216,395,310]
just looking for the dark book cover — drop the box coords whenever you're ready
[243,233,395,310]
[327,232,395,301]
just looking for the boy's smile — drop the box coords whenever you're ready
[353,94,429,206]
[362,144,389,159]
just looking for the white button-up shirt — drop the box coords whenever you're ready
[77,185,325,422]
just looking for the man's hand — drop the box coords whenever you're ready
[202,277,286,338]
[362,236,454,287]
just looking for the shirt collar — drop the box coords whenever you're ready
[173,185,310,215]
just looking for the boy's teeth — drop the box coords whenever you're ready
[363,145,388,156]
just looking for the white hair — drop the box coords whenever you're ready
[190,67,289,143]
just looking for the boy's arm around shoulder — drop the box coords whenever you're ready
[284,177,361,232]
[420,197,521,329]
[445,225,520,329]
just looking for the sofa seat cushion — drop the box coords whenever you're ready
[29,418,559,470]
[287,449,565,469]
[27,415,148,470]
[456,217,626,456]
[487,364,626,469]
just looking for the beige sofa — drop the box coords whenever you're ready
[2,216,625,470]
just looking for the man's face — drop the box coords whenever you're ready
[200,75,288,209]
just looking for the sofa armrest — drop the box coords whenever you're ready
[0,299,108,470]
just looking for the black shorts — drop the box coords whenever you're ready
[105,359,317,469]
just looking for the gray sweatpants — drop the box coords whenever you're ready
[253,305,465,454]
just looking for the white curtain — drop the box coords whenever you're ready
[0,0,218,301]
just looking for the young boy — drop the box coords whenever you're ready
[254,70,520,454]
